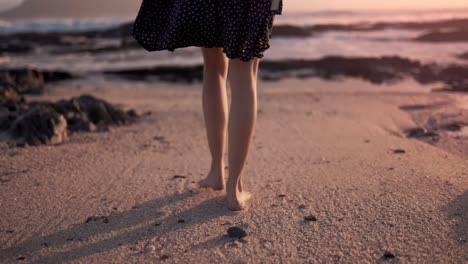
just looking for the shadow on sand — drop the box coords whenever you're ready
[444,190,468,245]
[0,190,233,263]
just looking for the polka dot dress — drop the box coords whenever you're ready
[132,0,283,61]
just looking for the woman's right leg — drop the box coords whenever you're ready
[226,58,260,211]
[198,47,229,190]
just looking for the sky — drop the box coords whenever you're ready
[0,0,467,14]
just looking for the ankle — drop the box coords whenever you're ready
[210,161,225,173]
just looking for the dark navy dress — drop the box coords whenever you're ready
[131,0,283,61]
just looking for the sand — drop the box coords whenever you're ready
[0,77,467,263]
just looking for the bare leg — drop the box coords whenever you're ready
[226,58,260,211]
[198,47,229,191]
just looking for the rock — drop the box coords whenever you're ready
[304,215,317,222]
[1,91,138,146]
[227,226,248,239]
[173,175,186,179]
[105,65,204,84]
[393,149,406,154]
[0,42,32,55]
[160,254,170,260]
[50,94,137,132]
[382,251,396,259]
[272,25,313,38]
[144,243,156,254]
[443,122,464,132]
[458,51,468,60]
[0,68,73,95]
[405,128,440,142]
[8,105,68,146]
[177,219,185,223]
[415,30,468,42]
[0,86,27,114]
[85,216,109,224]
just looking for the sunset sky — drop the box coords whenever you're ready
[0,0,467,14]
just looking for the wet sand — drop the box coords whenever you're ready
[0,77,467,263]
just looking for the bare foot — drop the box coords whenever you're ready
[199,170,225,191]
[227,191,252,211]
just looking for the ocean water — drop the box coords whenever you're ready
[1,8,468,72]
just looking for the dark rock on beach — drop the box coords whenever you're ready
[0,85,138,146]
[457,51,468,60]
[415,30,468,43]
[1,68,73,95]
[0,42,32,55]
[405,128,440,142]
[105,65,204,84]
[272,25,313,38]
[8,105,68,146]
[105,56,468,92]
[304,215,317,222]
[85,216,109,224]
[261,56,422,84]
[227,226,248,239]
[382,251,396,259]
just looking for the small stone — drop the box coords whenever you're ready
[227,226,248,239]
[160,254,170,260]
[144,244,156,254]
[177,219,185,223]
[85,216,109,224]
[297,205,306,209]
[304,215,317,222]
[278,194,286,198]
[173,175,186,179]
[16,256,25,260]
[383,251,395,259]
[393,149,406,154]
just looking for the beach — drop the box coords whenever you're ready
[1,6,468,263]
[0,76,467,263]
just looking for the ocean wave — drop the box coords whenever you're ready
[0,17,131,34]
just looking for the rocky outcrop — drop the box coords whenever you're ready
[0,68,73,95]
[8,105,68,146]
[458,51,468,60]
[105,56,468,92]
[414,30,468,42]
[0,86,138,147]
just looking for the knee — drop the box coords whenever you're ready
[229,58,259,81]
[202,48,228,79]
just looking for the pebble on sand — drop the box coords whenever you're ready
[144,244,156,254]
[383,251,396,259]
[304,215,318,222]
[178,219,185,223]
[85,216,109,224]
[393,149,406,154]
[227,226,248,239]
